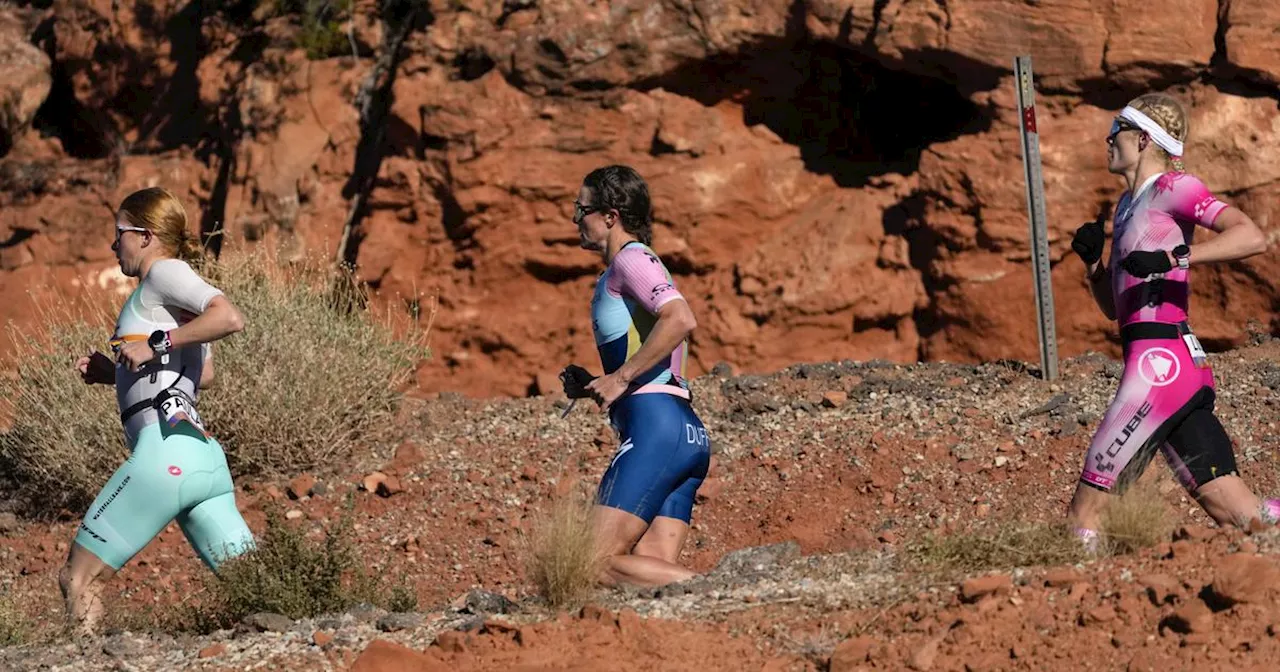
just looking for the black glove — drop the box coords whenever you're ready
[559,364,598,400]
[1119,250,1173,278]
[1071,205,1109,265]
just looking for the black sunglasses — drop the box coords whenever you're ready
[573,201,603,224]
[1106,120,1143,146]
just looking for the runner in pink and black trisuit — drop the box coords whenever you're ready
[1068,93,1278,551]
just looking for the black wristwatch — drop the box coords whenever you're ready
[148,329,172,355]
[1172,244,1191,270]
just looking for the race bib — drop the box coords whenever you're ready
[1181,331,1208,368]
[154,388,208,440]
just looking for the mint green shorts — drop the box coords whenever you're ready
[75,422,255,571]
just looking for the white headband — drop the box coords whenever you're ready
[1116,106,1183,158]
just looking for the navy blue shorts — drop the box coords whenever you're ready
[598,392,710,524]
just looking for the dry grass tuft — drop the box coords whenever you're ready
[907,522,1087,575]
[0,593,30,646]
[1100,479,1173,555]
[525,491,603,610]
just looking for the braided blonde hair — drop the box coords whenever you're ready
[1127,93,1188,172]
[117,187,205,263]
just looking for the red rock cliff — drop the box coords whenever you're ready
[1,0,1277,398]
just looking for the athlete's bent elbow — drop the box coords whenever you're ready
[225,309,246,335]
[1249,227,1269,257]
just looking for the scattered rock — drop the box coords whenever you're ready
[287,473,316,499]
[710,541,801,576]
[197,643,226,659]
[433,630,468,653]
[101,634,145,657]
[312,631,334,647]
[0,512,18,534]
[1020,393,1069,419]
[377,612,424,632]
[1044,568,1079,588]
[829,635,876,670]
[1138,573,1178,605]
[376,475,404,497]
[821,391,848,408]
[908,635,941,671]
[1164,601,1213,634]
[362,472,388,493]
[285,509,304,520]
[243,612,294,633]
[351,639,440,672]
[1175,525,1214,542]
[1210,554,1278,606]
[961,575,1011,602]
[464,589,514,615]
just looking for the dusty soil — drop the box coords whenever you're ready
[5,338,1280,670]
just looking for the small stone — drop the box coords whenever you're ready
[695,477,723,503]
[1170,540,1197,559]
[1139,573,1178,605]
[822,391,848,408]
[1175,525,1214,541]
[878,530,899,544]
[1165,601,1213,634]
[0,512,18,534]
[244,612,294,633]
[520,465,539,481]
[313,631,334,647]
[1210,554,1278,606]
[285,509,304,520]
[1044,568,1079,588]
[264,484,283,500]
[961,574,1011,602]
[353,639,436,669]
[830,635,876,670]
[993,456,1009,468]
[377,612,424,632]
[433,630,467,653]
[362,472,388,493]
[197,643,226,659]
[1239,541,1259,554]
[463,589,514,615]
[909,637,941,671]
[1082,605,1116,625]
[287,473,316,499]
[376,475,404,497]
[616,608,642,636]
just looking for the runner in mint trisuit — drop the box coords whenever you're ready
[60,187,254,636]
[1068,92,1278,551]
[560,165,710,587]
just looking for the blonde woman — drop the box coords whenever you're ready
[61,187,254,635]
[1068,93,1276,550]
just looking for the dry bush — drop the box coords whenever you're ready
[1100,479,1173,555]
[0,292,127,515]
[0,593,29,646]
[167,500,416,633]
[0,249,431,516]
[524,491,602,610]
[907,522,1087,575]
[195,250,430,476]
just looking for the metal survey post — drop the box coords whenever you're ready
[1014,55,1059,382]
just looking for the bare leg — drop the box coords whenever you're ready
[1193,475,1263,527]
[1067,481,1112,533]
[593,506,696,588]
[632,516,690,564]
[58,543,117,638]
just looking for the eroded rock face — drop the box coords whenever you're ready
[1,0,1278,397]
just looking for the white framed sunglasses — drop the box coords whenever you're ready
[114,224,149,241]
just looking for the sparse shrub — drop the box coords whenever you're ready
[0,293,128,515]
[524,492,602,610]
[195,249,429,476]
[1100,479,1173,555]
[172,499,409,631]
[0,593,30,646]
[274,0,353,59]
[907,522,1087,575]
[0,249,430,516]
